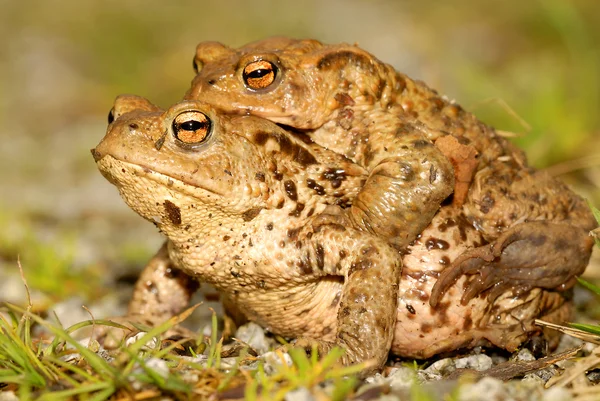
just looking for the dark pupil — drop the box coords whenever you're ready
[180,120,206,131]
[248,68,272,78]
[108,108,115,124]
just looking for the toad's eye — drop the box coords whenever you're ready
[108,108,115,124]
[243,60,278,90]
[172,111,212,146]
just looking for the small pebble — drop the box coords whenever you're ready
[235,322,270,354]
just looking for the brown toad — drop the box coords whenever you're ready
[94,96,400,372]
[94,94,590,373]
[186,37,596,311]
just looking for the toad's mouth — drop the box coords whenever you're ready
[94,153,223,200]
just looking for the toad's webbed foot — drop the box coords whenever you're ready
[430,221,594,307]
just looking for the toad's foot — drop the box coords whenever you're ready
[430,221,594,307]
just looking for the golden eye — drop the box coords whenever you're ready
[243,60,278,90]
[172,111,212,146]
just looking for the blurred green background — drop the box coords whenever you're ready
[0,0,598,304]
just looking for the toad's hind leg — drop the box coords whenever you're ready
[430,221,594,307]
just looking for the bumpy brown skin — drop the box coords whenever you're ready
[94,96,401,373]
[186,37,596,310]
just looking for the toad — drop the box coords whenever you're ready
[93,94,592,372]
[186,37,596,311]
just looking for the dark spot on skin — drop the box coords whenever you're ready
[322,327,332,335]
[480,193,495,214]
[253,131,269,145]
[230,270,240,278]
[457,215,471,242]
[274,171,284,181]
[334,92,355,106]
[276,199,285,209]
[297,255,313,275]
[284,180,298,201]
[406,304,416,315]
[439,256,450,265]
[296,148,318,167]
[129,123,139,129]
[412,139,432,149]
[289,203,305,217]
[223,235,231,241]
[224,169,232,176]
[421,323,432,333]
[163,200,182,226]
[425,237,450,250]
[306,178,326,195]
[317,51,373,72]
[287,227,301,241]
[307,208,315,217]
[255,172,266,182]
[438,218,457,233]
[242,207,263,222]
[316,243,325,269]
[339,306,351,317]
[266,223,273,231]
[321,168,346,188]
[463,312,473,330]
[339,250,347,259]
[258,280,266,289]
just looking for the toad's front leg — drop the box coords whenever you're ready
[292,217,401,374]
[348,124,454,249]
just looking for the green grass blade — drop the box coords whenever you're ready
[569,322,600,336]
[577,277,600,297]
